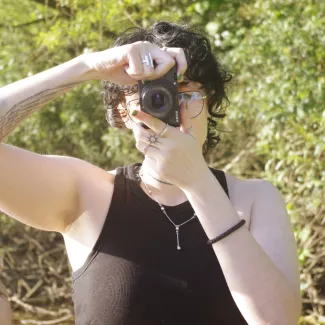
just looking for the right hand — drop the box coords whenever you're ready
[81,41,187,85]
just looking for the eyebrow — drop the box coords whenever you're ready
[179,80,190,86]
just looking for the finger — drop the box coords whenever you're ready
[152,51,176,79]
[138,141,161,159]
[124,50,144,78]
[139,50,156,80]
[161,47,187,78]
[131,109,172,136]
[133,123,166,148]
[145,45,176,78]
[132,42,176,79]
[125,42,173,81]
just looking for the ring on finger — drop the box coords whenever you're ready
[158,123,169,137]
[142,55,149,66]
[142,53,154,68]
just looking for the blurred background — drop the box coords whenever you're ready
[0,0,324,324]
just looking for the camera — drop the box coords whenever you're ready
[138,64,180,127]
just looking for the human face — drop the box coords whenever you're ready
[120,81,209,148]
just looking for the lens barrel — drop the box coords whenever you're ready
[138,65,180,127]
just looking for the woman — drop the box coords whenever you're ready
[0,21,300,324]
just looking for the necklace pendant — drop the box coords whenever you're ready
[137,168,196,252]
[175,226,181,251]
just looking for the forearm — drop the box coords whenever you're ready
[0,55,91,141]
[182,168,300,325]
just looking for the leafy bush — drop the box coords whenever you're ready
[0,0,324,324]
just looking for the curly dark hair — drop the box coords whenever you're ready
[102,21,233,156]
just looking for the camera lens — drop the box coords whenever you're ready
[152,92,165,110]
[142,83,175,118]
[137,64,180,127]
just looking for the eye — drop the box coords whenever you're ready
[190,92,201,100]
[179,93,192,101]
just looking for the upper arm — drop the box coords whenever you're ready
[0,279,11,325]
[250,180,300,298]
[0,143,83,232]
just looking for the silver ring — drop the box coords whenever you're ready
[185,124,194,133]
[142,55,149,66]
[148,53,154,68]
[158,123,169,137]
[142,53,154,68]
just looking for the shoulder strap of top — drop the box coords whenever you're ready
[72,165,127,282]
[208,168,229,198]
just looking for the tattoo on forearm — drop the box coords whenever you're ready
[0,83,81,140]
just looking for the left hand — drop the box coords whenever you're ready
[131,103,209,189]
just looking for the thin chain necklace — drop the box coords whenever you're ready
[136,167,197,251]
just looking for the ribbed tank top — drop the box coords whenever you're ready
[72,162,248,325]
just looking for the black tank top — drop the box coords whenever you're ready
[72,162,248,325]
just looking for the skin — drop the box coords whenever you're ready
[119,79,210,205]
[0,40,300,324]
[0,296,12,325]
[0,41,187,322]
[116,96,302,325]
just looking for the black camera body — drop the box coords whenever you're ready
[138,65,180,127]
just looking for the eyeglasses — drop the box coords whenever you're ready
[125,90,207,120]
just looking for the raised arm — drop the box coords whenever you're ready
[0,41,186,142]
[0,42,187,233]
[0,56,90,141]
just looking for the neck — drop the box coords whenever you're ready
[138,158,188,206]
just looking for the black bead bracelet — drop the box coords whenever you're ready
[207,219,246,245]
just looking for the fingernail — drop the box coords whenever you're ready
[177,73,183,82]
[131,110,138,116]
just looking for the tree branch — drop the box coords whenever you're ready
[29,0,74,18]
[0,16,57,29]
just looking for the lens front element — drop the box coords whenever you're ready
[151,92,165,111]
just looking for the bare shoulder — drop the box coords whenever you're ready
[223,172,278,227]
[66,161,117,232]
[62,163,118,271]
[224,172,275,197]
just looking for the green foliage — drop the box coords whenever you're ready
[0,0,324,323]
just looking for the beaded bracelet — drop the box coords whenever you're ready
[207,219,246,245]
